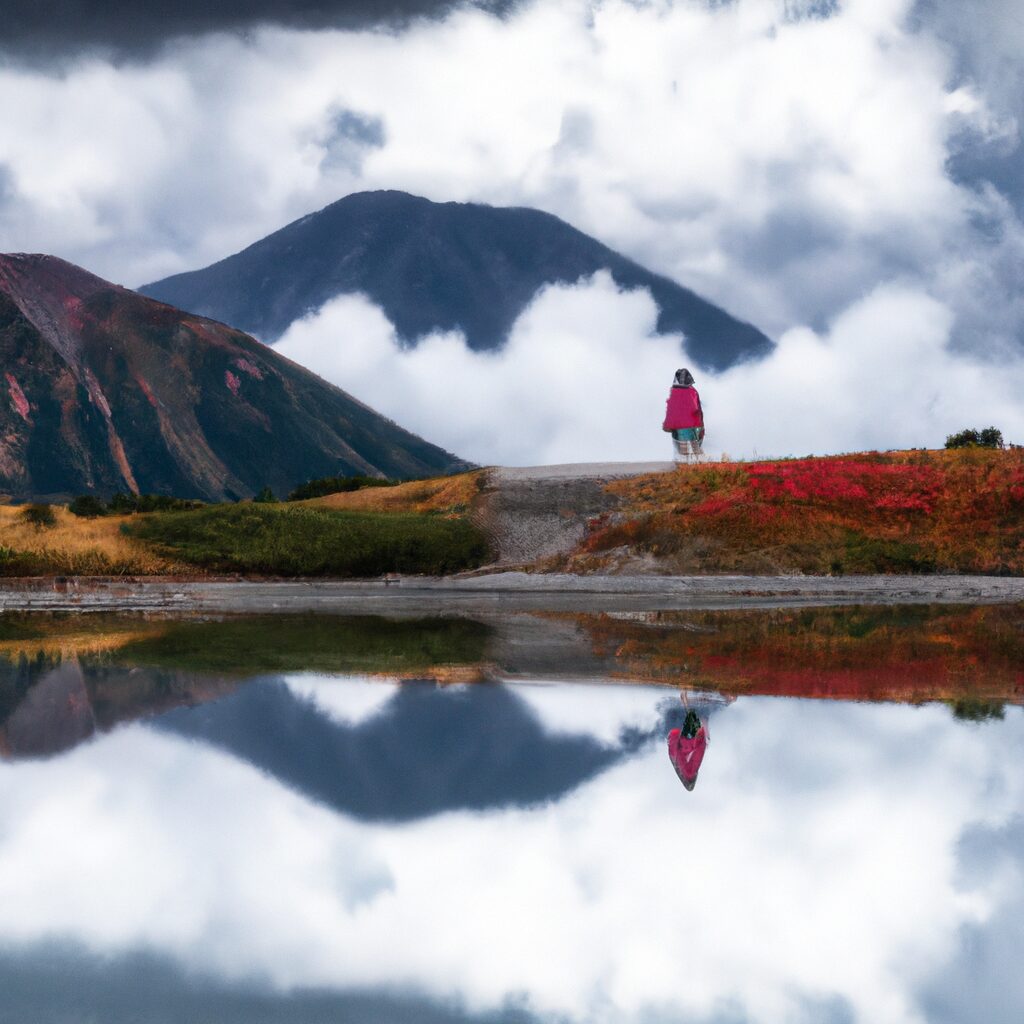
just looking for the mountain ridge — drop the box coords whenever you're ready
[141,190,773,370]
[0,252,466,501]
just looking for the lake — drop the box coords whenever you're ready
[0,605,1021,1023]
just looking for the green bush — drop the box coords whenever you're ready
[287,475,398,501]
[68,495,108,518]
[135,494,204,513]
[945,427,1004,449]
[253,486,278,504]
[125,503,490,577]
[19,503,56,529]
[72,493,204,516]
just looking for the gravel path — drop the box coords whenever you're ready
[477,462,675,565]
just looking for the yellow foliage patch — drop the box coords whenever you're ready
[306,470,485,516]
[0,505,184,575]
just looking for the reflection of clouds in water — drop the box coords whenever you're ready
[513,681,670,746]
[920,815,1024,1024]
[0,686,1020,1023]
[281,675,400,727]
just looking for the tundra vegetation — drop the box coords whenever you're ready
[1,451,1022,578]
[125,503,489,576]
[287,475,398,501]
[0,471,487,577]
[570,448,1024,575]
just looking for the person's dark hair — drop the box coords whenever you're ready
[674,368,695,387]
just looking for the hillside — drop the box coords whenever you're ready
[0,253,466,501]
[140,190,772,370]
[568,448,1024,575]
[4,449,1020,579]
[314,449,1024,576]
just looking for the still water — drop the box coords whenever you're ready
[0,607,1022,1023]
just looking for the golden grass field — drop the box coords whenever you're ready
[0,504,183,575]
[305,470,485,515]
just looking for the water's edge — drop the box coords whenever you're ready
[0,572,1022,612]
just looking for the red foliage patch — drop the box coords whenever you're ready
[745,459,943,514]
[233,358,264,380]
[135,375,159,408]
[5,373,31,422]
[225,370,241,396]
[62,295,86,331]
[596,449,1024,574]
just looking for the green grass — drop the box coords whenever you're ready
[125,503,490,577]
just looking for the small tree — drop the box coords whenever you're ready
[945,427,1004,450]
[19,503,56,529]
[108,492,139,514]
[68,495,108,518]
[253,486,279,504]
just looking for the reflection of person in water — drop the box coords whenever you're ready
[667,705,709,791]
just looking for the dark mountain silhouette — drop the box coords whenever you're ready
[156,679,641,821]
[141,190,772,370]
[0,253,466,501]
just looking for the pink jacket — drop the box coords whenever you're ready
[668,726,707,786]
[662,386,704,431]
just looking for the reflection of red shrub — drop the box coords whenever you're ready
[576,606,1024,702]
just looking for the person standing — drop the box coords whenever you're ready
[662,368,704,461]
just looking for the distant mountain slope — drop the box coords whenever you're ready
[141,191,772,370]
[0,254,466,501]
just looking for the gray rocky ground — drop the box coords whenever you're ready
[475,462,674,566]
[0,573,1022,614]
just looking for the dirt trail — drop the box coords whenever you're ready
[475,462,674,565]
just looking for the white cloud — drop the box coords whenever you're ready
[275,271,687,465]
[275,272,1024,462]
[0,688,1021,1023]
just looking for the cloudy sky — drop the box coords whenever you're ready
[2,0,1024,461]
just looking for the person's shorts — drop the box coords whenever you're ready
[672,428,702,442]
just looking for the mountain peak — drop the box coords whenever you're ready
[141,191,772,369]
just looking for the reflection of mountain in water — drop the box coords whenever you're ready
[0,657,240,761]
[156,680,652,821]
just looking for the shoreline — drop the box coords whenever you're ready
[0,572,1022,614]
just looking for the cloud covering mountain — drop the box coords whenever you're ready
[1,0,1022,460]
